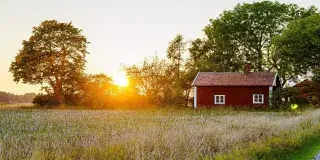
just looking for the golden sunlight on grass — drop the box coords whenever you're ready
[1,108,320,159]
[113,71,129,87]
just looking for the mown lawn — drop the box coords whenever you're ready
[0,107,320,160]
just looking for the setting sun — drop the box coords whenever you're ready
[113,71,129,87]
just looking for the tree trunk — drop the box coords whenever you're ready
[184,88,191,107]
[257,50,263,71]
[281,79,287,88]
[53,79,64,105]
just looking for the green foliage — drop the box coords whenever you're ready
[283,134,320,160]
[166,35,193,106]
[167,34,186,77]
[9,20,89,104]
[271,87,309,110]
[78,74,115,108]
[124,47,194,107]
[33,94,59,106]
[295,73,320,107]
[124,56,174,106]
[188,38,215,72]
[123,1,319,107]
[273,14,320,75]
[216,123,320,160]
[189,1,318,86]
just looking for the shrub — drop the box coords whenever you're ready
[271,87,309,110]
[295,78,320,107]
[32,94,59,107]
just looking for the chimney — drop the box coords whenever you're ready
[244,64,251,74]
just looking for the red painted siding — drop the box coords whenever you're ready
[196,86,269,107]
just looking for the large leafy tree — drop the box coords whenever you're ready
[9,20,89,104]
[273,14,320,75]
[189,1,318,86]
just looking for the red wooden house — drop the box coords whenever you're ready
[192,65,280,108]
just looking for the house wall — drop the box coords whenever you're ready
[196,86,269,107]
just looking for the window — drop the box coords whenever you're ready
[253,94,264,104]
[214,95,225,104]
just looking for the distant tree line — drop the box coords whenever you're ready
[0,91,36,104]
[9,1,320,108]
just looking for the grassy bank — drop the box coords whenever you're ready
[216,123,320,159]
[284,134,320,160]
[0,107,319,159]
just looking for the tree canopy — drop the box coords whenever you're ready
[273,14,320,75]
[189,1,318,86]
[167,34,186,78]
[9,20,89,104]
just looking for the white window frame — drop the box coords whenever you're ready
[253,94,264,104]
[214,95,225,104]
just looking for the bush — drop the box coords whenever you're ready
[32,94,59,107]
[271,87,309,110]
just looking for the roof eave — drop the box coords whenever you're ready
[191,72,200,86]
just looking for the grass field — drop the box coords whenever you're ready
[1,106,320,160]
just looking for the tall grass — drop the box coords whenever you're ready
[0,103,33,109]
[0,108,320,159]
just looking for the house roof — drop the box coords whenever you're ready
[192,72,277,87]
[294,79,312,87]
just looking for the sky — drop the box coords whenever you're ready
[1,0,319,94]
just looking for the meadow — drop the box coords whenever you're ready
[1,105,320,160]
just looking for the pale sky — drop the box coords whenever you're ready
[1,0,319,94]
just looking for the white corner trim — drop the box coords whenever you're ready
[269,86,273,106]
[194,86,197,108]
[191,72,200,86]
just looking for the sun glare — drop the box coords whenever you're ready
[113,71,129,87]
